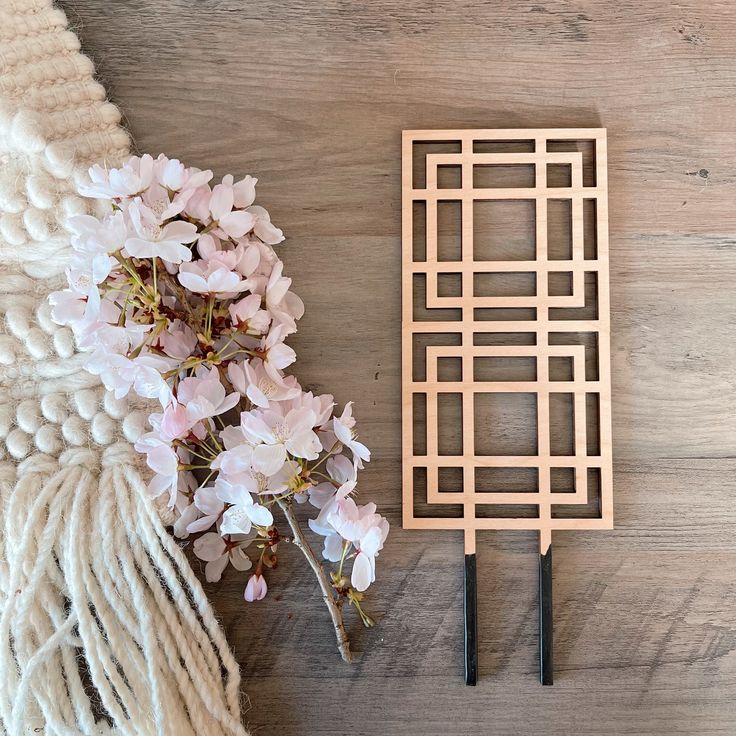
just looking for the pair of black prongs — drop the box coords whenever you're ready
[463,548,553,686]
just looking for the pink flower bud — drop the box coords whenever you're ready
[244,573,267,602]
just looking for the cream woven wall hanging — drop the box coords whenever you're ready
[401,128,613,685]
[0,3,247,733]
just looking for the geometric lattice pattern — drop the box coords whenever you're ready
[401,129,613,554]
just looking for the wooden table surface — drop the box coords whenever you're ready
[62,2,736,734]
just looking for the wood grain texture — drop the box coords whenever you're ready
[58,1,736,733]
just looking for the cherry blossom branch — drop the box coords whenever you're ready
[276,497,352,664]
[49,154,389,664]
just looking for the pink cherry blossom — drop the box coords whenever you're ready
[326,498,376,544]
[265,260,291,308]
[247,205,284,245]
[125,199,198,263]
[48,288,89,328]
[197,235,247,273]
[308,481,358,563]
[78,317,148,354]
[87,352,173,406]
[173,500,199,539]
[216,479,273,534]
[219,424,251,450]
[186,485,224,534]
[193,532,253,583]
[227,174,257,209]
[228,293,270,333]
[172,472,199,538]
[79,154,155,199]
[228,359,300,409]
[140,159,210,221]
[134,433,182,507]
[155,155,212,194]
[178,259,250,296]
[177,366,240,424]
[211,442,255,478]
[235,243,261,278]
[155,320,198,360]
[259,324,296,370]
[310,480,356,534]
[66,212,125,291]
[183,184,213,222]
[324,498,389,591]
[351,522,389,592]
[148,401,193,443]
[287,391,335,430]
[241,406,321,475]
[209,182,256,239]
[333,403,371,467]
[265,260,304,333]
[308,456,356,510]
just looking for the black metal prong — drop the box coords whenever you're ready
[464,553,478,686]
[539,545,553,686]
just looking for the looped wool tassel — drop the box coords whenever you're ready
[0,443,248,735]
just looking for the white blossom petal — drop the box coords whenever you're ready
[323,532,344,563]
[247,503,273,527]
[252,443,287,476]
[193,532,225,562]
[220,506,253,535]
[205,554,229,583]
[229,547,253,572]
[351,552,373,592]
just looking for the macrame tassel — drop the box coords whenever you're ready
[0,443,248,736]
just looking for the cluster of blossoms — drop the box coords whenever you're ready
[50,154,388,637]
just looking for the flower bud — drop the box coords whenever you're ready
[244,573,267,602]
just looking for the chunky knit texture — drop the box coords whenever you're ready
[0,2,247,733]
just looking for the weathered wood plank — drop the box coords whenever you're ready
[59,1,736,733]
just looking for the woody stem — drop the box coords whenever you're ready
[276,497,352,663]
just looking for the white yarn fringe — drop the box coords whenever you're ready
[0,444,248,736]
[0,1,249,733]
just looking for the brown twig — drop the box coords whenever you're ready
[155,263,198,323]
[276,497,352,663]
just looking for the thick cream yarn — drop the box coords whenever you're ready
[0,2,247,734]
